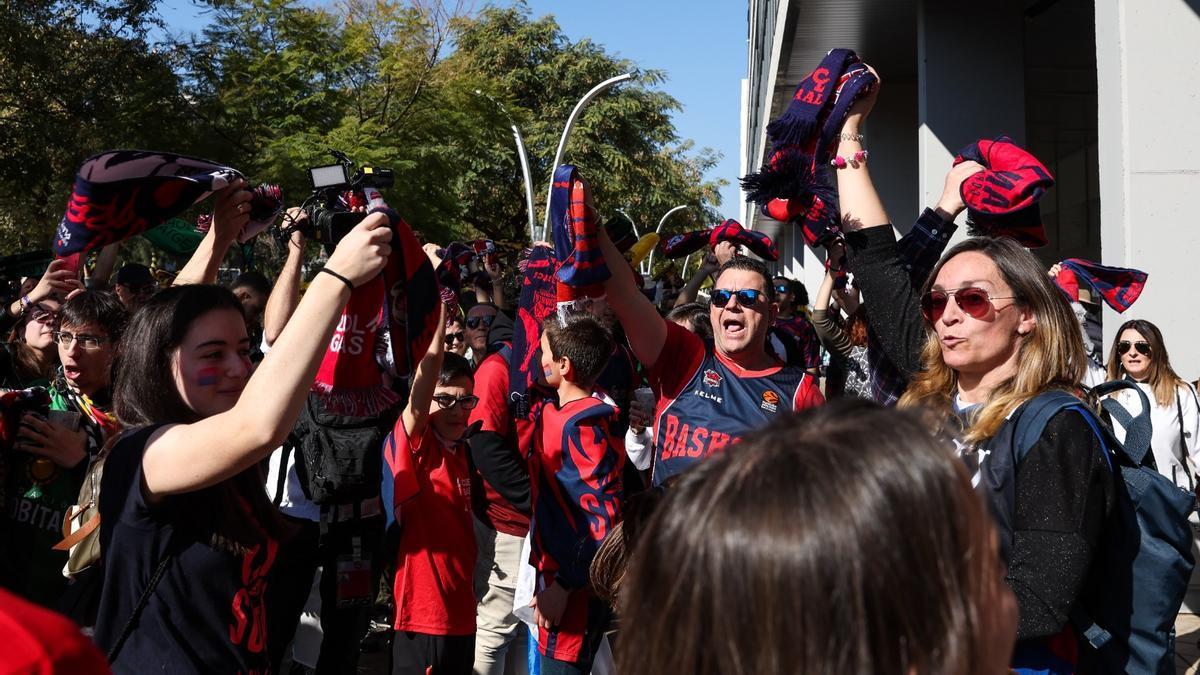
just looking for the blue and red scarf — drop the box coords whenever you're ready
[660,219,778,261]
[509,247,558,420]
[954,136,1054,248]
[1053,258,1147,313]
[53,151,280,257]
[741,49,877,247]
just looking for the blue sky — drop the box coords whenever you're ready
[156,1,747,219]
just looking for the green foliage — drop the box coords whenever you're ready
[1,0,726,264]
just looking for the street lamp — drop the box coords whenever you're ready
[645,205,688,273]
[475,90,537,243]
[540,72,635,240]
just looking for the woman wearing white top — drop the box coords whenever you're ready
[1106,319,1200,491]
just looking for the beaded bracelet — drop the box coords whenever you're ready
[830,150,869,169]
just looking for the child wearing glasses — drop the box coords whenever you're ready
[529,314,624,675]
[1106,319,1200,492]
[385,305,480,675]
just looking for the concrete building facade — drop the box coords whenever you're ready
[741,0,1200,376]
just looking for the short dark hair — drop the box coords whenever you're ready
[232,270,271,296]
[773,276,809,307]
[666,302,713,341]
[438,351,475,386]
[58,290,128,343]
[716,257,775,302]
[544,315,613,387]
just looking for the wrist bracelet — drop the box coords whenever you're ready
[20,294,32,311]
[837,132,864,142]
[318,267,355,292]
[830,150,869,169]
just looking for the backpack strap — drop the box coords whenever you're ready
[1174,389,1195,491]
[1092,380,1154,466]
[272,439,294,508]
[1012,390,1088,463]
[106,553,172,663]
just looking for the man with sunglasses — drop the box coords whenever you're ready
[465,303,498,367]
[596,231,823,486]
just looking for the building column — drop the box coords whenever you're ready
[1096,0,1200,377]
[916,0,1026,247]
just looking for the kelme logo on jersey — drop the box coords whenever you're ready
[702,369,722,388]
[760,390,780,413]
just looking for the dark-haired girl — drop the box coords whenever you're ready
[93,214,391,672]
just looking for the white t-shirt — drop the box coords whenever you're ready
[265,445,320,522]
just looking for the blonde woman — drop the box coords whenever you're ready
[1106,319,1200,491]
[834,66,1114,673]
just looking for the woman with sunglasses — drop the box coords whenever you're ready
[385,302,480,675]
[1106,319,1200,491]
[833,66,1113,674]
[445,313,469,358]
[769,276,821,376]
[2,290,126,613]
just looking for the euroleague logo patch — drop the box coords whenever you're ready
[760,389,780,413]
[702,369,722,388]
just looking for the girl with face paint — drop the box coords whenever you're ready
[94,212,392,672]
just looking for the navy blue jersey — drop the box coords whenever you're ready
[650,323,823,485]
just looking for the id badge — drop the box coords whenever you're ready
[335,555,372,608]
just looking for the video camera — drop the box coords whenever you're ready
[279,151,395,254]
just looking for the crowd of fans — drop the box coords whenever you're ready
[0,60,1196,675]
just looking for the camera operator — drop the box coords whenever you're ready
[1,291,126,611]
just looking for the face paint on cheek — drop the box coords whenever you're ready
[197,367,221,387]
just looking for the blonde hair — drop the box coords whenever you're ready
[1107,319,1186,408]
[899,237,1086,444]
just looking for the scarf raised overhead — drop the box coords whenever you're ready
[1055,258,1147,313]
[509,246,558,420]
[954,136,1055,248]
[53,151,281,257]
[661,219,778,261]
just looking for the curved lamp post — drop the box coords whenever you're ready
[645,204,688,273]
[540,72,635,240]
[475,90,537,242]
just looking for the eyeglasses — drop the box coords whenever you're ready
[53,331,107,350]
[774,284,790,294]
[466,315,495,330]
[920,287,1016,323]
[710,289,766,308]
[444,332,466,346]
[1117,340,1151,357]
[27,305,57,325]
[432,394,479,411]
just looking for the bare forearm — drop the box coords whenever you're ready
[263,245,304,346]
[599,231,666,368]
[174,230,234,286]
[674,267,710,307]
[835,133,889,233]
[402,305,447,437]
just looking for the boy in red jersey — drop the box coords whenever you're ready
[384,309,480,675]
[529,315,624,674]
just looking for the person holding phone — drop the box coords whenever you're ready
[1,290,127,610]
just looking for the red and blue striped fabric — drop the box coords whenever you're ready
[955,136,1055,248]
[550,165,611,288]
[1056,258,1147,313]
[661,219,778,261]
[508,246,558,420]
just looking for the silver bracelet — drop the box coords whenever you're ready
[837,132,864,142]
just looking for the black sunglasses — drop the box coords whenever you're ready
[432,394,480,411]
[710,288,766,308]
[1117,340,1151,357]
[466,315,495,330]
[444,332,466,346]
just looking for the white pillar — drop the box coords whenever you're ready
[1096,0,1200,378]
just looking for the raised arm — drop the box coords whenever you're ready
[598,229,668,370]
[812,249,854,359]
[401,302,448,439]
[141,213,393,497]
[263,209,307,347]
[673,251,720,308]
[89,244,120,290]
[173,179,252,286]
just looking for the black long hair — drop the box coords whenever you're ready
[114,284,292,553]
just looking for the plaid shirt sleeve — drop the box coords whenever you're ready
[895,208,957,288]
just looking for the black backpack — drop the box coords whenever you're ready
[284,392,398,506]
